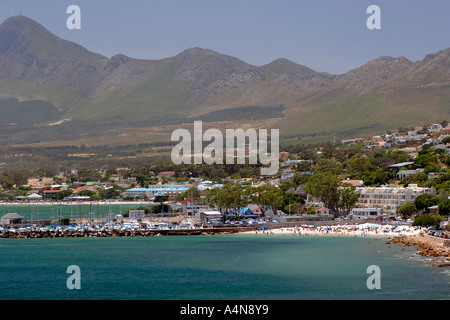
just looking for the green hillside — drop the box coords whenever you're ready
[0,98,61,125]
[70,62,193,122]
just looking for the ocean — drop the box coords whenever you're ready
[0,202,148,222]
[0,233,448,300]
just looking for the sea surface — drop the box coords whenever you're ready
[0,202,148,222]
[0,233,449,300]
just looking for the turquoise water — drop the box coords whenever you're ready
[0,203,149,222]
[0,234,449,300]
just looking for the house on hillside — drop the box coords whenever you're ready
[429,123,443,132]
[396,169,425,180]
[341,179,364,187]
[281,168,295,180]
[158,171,175,178]
[43,190,62,199]
[387,162,415,171]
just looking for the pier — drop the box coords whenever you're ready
[0,226,256,238]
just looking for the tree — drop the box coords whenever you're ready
[135,174,147,187]
[292,172,311,186]
[345,155,372,176]
[338,183,360,214]
[397,202,417,219]
[412,214,443,227]
[0,170,30,189]
[414,193,437,212]
[248,184,284,216]
[284,202,305,214]
[175,186,201,202]
[282,191,303,214]
[438,199,450,216]
[78,189,96,199]
[313,158,342,175]
[205,183,249,214]
[98,185,123,200]
[304,172,341,215]
[410,172,428,184]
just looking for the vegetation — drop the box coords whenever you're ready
[304,172,359,216]
[0,121,449,231]
[414,193,439,212]
[412,214,443,227]
[397,203,417,220]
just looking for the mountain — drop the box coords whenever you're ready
[0,15,448,147]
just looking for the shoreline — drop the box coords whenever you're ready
[242,224,422,238]
[0,200,152,205]
[390,234,450,260]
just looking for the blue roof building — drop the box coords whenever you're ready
[122,184,190,199]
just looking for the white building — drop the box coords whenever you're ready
[429,123,443,132]
[350,208,383,220]
[197,181,224,191]
[355,184,436,214]
[200,211,223,223]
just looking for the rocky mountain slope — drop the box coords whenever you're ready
[0,15,448,146]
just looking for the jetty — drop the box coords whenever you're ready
[0,226,256,238]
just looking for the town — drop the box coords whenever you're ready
[1,121,449,238]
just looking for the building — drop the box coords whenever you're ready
[129,210,146,219]
[355,184,436,214]
[181,198,209,216]
[281,159,309,168]
[429,123,443,132]
[316,207,330,215]
[281,168,295,180]
[197,181,224,191]
[341,179,364,187]
[157,171,176,178]
[350,208,383,220]
[388,162,415,171]
[396,169,425,180]
[123,184,190,199]
[341,138,364,145]
[43,190,62,199]
[200,211,223,223]
[1,213,25,225]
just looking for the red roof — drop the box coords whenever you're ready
[181,197,197,204]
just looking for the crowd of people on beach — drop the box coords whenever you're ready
[250,223,422,237]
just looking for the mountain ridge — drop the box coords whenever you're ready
[0,15,448,146]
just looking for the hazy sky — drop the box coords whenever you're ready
[0,0,448,74]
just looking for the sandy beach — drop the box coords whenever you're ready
[245,223,423,237]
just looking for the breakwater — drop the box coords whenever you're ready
[0,227,256,238]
